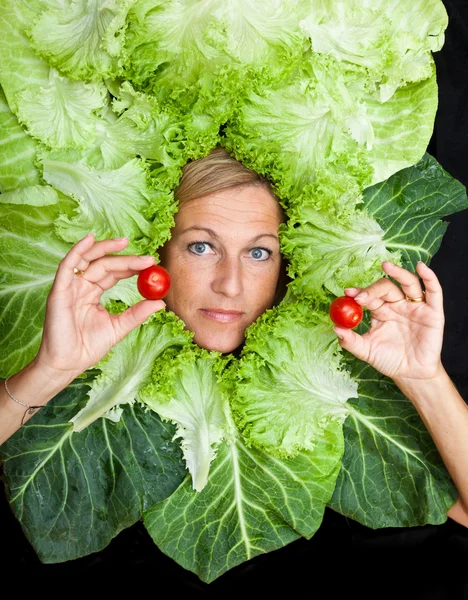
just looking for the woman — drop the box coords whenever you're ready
[1,148,467,529]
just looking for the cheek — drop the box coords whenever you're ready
[248,264,281,308]
[163,257,205,314]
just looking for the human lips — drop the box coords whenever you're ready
[199,308,244,323]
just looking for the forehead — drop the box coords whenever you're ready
[174,185,284,233]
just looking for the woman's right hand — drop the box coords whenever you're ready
[33,233,166,381]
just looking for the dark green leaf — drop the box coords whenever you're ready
[144,423,343,583]
[328,357,458,527]
[364,152,468,268]
[0,371,187,562]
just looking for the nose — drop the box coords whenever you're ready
[211,256,244,298]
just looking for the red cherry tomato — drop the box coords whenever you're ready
[329,296,363,329]
[137,265,171,300]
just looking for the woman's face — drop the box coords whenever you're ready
[160,185,284,353]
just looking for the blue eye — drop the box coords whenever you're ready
[250,247,271,261]
[188,242,211,255]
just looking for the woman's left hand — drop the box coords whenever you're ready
[334,261,445,386]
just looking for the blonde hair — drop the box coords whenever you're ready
[175,146,278,206]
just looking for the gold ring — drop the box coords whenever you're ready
[405,290,426,303]
[73,267,85,276]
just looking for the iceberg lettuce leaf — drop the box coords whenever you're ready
[0,201,71,377]
[0,86,41,191]
[0,0,49,111]
[0,184,58,206]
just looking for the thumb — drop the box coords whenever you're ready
[333,326,370,363]
[112,299,166,341]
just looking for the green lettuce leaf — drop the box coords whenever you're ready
[70,311,193,432]
[0,184,58,206]
[363,73,439,184]
[224,56,374,203]
[0,370,187,562]
[229,302,357,457]
[281,200,397,301]
[100,274,144,308]
[140,346,232,492]
[0,201,71,378]
[28,0,136,81]
[299,0,447,101]
[0,86,40,191]
[16,68,108,149]
[0,0,49,112]
[40,156,174,254]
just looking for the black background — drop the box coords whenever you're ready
[2,1,468,595]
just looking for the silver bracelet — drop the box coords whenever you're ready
[4,376,43,425]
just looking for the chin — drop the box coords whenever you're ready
[193,332,245,354]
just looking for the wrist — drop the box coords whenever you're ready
[393,364,452,405]
[18,357,79,404]
[30,354,83,387]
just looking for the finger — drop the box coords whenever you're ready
[416,261,443,313]
[111,299,166,341]
[344,287,360,298]
[81,254,156,282]
[381,261,425,301]
[88,269,141,296]
[352,277,405,311]
[74,237,130,271]
[53,233,95,292]
[333,326,370,363]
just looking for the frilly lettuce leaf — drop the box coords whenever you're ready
[281,200,397,300]
[16,68,109,149]
[100,274,144,308]
[70,310,193,432]
[40,156,175,254]
[0,0,50,111]
[140,346,233,492]
[124,0,307,100]
[227,301,358,457]
[300,0,447,100]
[28,0,137,81]
[224,45,439,197]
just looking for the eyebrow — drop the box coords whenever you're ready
[179,226,279,244]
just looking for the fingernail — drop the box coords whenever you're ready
[139,255,155,260]
[85,232,93,238]
[333,327,344,340]
[344,287,358,293]
[114,237,128,241]
[354,292,367,301]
